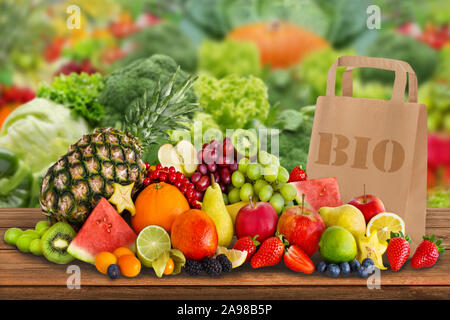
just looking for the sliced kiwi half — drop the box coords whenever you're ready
[41,222,76,264]
[232,129,259,159]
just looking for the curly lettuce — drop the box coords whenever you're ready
[194,74,270,131]
[37,72,105,126]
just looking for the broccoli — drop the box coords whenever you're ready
[115,23,197,72]
[98,54,196,128]
[362,32,438,83]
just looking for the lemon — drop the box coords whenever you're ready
[136,225,171,267]
[366,212,405,244]
[216,246,247,268]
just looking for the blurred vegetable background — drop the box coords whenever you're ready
[0,0,448,207]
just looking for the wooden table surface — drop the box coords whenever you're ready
[0,208,449,300]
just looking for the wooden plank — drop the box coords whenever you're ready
[0,285,449,300]
[1,249,449,286]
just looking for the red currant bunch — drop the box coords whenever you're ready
[144,163,202,209]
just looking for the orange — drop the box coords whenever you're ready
[95,252,117,275]
[164,258,175,275]
[132,182,190,234]
[171,209,218,261]
[113,247,135,259]
[117,254,141,277]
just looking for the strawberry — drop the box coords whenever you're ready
[233,235,260,262]
[283,244,315,274]
[288,166,307,182]
[250,233,287,268]
[411,235,445,269]
[386,231,410,271]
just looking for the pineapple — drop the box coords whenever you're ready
[40,69,198,229]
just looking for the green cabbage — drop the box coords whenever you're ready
[0,98,90,176]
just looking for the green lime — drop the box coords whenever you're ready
[37,227,49,237]
[22,230,40,239]
[4,228,23,245]
[29,239,43,256]
[136,225,171,268]
[16,235,34,253]
[319,226,357,264]
[35,221,50,233]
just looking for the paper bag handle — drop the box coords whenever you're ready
[326,56,418,103]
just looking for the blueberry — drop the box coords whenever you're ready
[316,261,327,273]
[107,264,120,280]
[362,258,374,269]
[357,267,369,278]
[349,260,361,273]
[340,262,351,275]
[326,264,340,278]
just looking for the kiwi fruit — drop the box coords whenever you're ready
[232,129,259,159]
[41,222,76,264]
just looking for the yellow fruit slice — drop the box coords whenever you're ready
[216,246,247,269]
[366,212,405,243]
[108,182,136,216]
[356,231,387,270]
[226,201,249,224]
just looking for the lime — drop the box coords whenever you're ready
[4,228,23,245]
[29,239,43,256]
[16,235,34,253]
[319,226,357,264]
[216,246,247,268]
[136,225,171,267]
[35,221,50,233]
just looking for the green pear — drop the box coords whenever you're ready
[201,175,234,247]
[318,204,366,238]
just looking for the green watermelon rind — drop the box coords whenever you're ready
[67,244,96,264]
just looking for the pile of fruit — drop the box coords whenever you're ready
[2,71,445,281]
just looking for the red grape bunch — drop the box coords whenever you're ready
[191,138,238,203]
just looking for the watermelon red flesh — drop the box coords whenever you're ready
[67,198,137,264]
[290,177,342,212]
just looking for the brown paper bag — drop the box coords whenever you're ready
[306,56,427,250]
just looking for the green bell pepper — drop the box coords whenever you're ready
[0,147,34,208]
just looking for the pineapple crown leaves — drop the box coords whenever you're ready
[422,234,446,254]
[123,67,199,150]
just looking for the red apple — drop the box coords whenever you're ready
[276,206,325,257]
[348,194,385,224]
[235,200,278,242]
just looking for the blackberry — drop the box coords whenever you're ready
[202,257,222,277]
[216,254,232,273]
[184,259,203,276]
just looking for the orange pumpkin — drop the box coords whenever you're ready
[228,21,328,69]
[132,182,190,234]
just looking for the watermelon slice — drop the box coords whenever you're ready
[67,198,137,264]
[290,177,342,212]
